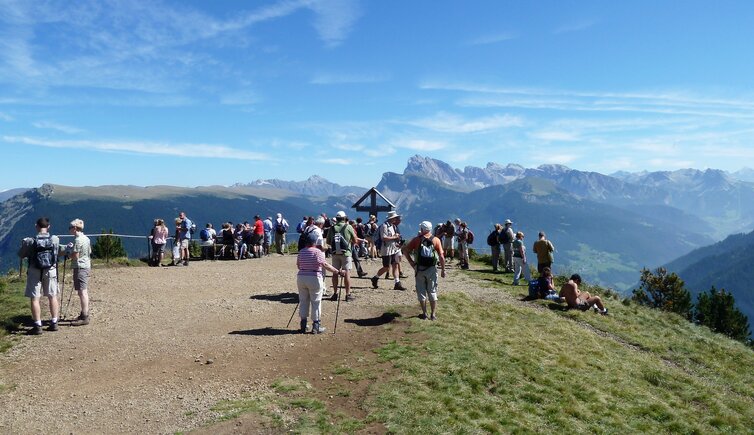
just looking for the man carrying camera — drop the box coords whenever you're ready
[370,211,407,291]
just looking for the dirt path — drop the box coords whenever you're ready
[0,256,487,434]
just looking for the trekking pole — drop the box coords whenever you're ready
[18,257,23,278]
[333,269,343,334]
[286,296,301,328]
[61,258,75,321]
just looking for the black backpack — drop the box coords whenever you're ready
[31,234,56,270]
[487,230,499,246]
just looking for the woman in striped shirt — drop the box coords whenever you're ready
[297,231,345,334]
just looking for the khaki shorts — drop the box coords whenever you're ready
[331,254,352,271]
[180,239,190,249]
[73,268,90,291]
[25,267,59,298]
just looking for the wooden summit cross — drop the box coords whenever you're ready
[351,187,395,219]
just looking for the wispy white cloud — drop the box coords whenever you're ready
[320,158,352,165]
[405,112,523,133]
[0,112,13,122]
[553,19,597,34]
[467,32,517,46]
[220,90,258,106]
[332,143,364,151]
[539,153,580,164]
[310,72,390,85]
[395,139,446,151]
[648,158,695,169]
[529,131,579,142]
[2,136,271,161]
[32,121,85,134]
[308,0,363,48]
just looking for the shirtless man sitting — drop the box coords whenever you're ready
[559,274,608,315]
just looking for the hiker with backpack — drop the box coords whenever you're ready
[370,211,408,291]
[65,219,92,326]
[17,217,60,335]
[403,220,446,320]
[263,216,275,256]
[326,211,360,302]
[442,220,456,263]
[456,221,472,270]
[274,213,289,254]
[487,223,503,272]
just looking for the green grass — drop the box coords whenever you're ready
[368,289,754,433]
[0,273,28,353]
[195,263,754,433]
[208,377,366,433]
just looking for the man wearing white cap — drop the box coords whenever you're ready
[404,220,445,320]
[274,213,289,254]
[501,219,515,273]
[327,211,358,301]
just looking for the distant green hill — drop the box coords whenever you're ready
[664,229,754,323]
[0,184,349,271]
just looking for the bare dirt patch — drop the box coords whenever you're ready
[0,256,459,434]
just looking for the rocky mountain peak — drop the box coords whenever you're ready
[404,155,465,185]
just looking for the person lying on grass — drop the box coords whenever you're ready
[559,274,608,315]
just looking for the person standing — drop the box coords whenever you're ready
[512,231,532,285]
[501,219,515,272]
[150,219,169,266]
[297,230,346,334]
[263,216,274,256]
[17,217,60,335]
[370,211,407,291]
[532,231,556,275]
[487,223,503,272]
[456,221,470,270]
[327,211,359,301]
[442,220,455,263]
[178,211,193,266]
[404,221,446,320]
[274,213,289,254]
[66,219,92,326]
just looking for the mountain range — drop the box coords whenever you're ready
[1,156,752,306]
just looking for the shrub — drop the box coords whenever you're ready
[693,287,751,344]
[632,267,692,318]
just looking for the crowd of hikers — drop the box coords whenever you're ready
[18,210,607,336]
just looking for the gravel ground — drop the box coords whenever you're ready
[0,255,499,434]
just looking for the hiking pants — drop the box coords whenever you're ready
[503,243,513,270]
[297,275,324,322]
[513,257,531,285]
[490,244,501,271]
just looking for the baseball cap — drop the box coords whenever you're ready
[336,210,347,218]
[420,221,432,232]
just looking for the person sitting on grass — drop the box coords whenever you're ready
[559,274,608,315]
[537,267,563,302]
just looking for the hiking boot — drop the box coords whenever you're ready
[430,314,437,321]
[385,273,390,279]
[28,325,43,335]
[357,271,369,278]
[183,260,189,266]
[418,313,427,320]
[330,292,339,302]
[312,322,326,334]
[394,282,407,291]
[46,322,59,332]
[300,319,307,334]
[600,308,609,316]
[345,294,355,302]
[371,276,379,289]
[399,273,408,279]
[71,314,90,326]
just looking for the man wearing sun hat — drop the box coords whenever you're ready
[404,220,445,320]
[370,210,407,291]
[327,210,359,302]
[501,219,515,273]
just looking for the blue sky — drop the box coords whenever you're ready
[2,0,754,191]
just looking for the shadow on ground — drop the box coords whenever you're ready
[344,312,400,327]
[250,292,299,304]
[229,327,301,336]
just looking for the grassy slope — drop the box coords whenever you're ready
[201,264,753,433]
[0,274,27,353]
